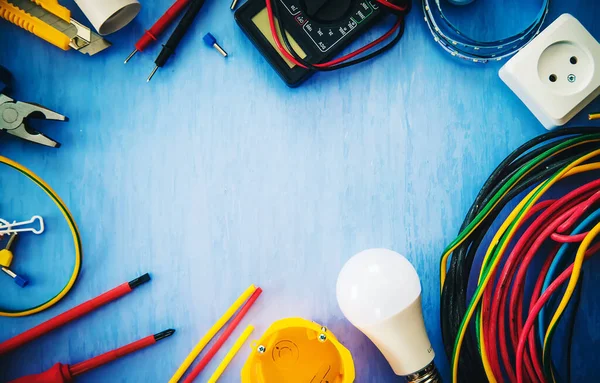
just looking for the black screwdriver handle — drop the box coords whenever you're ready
[154,0,207,68]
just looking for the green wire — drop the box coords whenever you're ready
[452,173,557,378]
[446,134,600,380]
[441,134,600,276]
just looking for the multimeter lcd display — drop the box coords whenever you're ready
[235,0,384,87]
[252,9,307,69]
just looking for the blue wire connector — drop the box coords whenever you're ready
[203,33,228,57]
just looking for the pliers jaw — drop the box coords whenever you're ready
[0,94,67,148]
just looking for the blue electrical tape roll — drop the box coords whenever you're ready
[422,0,550,63]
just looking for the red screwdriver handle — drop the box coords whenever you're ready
[0,282,132,355]
[135,0,192,52]
[9,363,72,383]
[69,335,156,376]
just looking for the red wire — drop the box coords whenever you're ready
[510,190,600,355]
[265,0,403,69]
[527,244,561,382]
[485,197,585,381]
[182,287,262,383]
[508,205,580,365]
[557,194,597,233]
[550,232,589,243]
[507,189,600,381]
[516,241,600,383]
[373,0,407,12]
[484,179,600,381]
[482,200,554,381]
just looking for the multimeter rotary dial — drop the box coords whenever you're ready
[300,0,353,23]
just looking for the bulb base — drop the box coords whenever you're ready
[405,361,442,383]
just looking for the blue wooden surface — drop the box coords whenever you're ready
[1,0,600,381]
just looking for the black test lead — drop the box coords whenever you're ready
[147,0,207,82]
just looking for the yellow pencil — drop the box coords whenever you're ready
[168,285,257,383]
[590,113,600,121]
[207,325,255,383]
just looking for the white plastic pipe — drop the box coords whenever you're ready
[75,0,141,35]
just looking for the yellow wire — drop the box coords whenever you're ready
[0,156,82,317]
[169,284,257,383]
[439,168,529,289]
[440,139,600,290]
[453,153,600,383]
[440,139,600,294]
[477,162,600,381]
[543,222,600,361]
[207,325,254,383]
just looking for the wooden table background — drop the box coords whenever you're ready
[1,0,600,381]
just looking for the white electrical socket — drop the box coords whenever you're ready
[499,14,600,129]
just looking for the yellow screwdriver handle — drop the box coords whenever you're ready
[32,0,70,22]
[0,0,71,50]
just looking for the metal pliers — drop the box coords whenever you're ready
[0,66,66,148]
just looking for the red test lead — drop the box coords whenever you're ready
[124,0,192,64]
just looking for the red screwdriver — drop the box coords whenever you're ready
[124,0,192,64]
[8,329,175,383]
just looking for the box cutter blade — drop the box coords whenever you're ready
[2,0,110,55]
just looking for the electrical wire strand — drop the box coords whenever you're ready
[441,134,600,290]
[538,209,600,344]
[516,242,600,383]
[476,166,600,383]
[442,130,600,382]
[440,130,600,382]
[542,223,600,378]
[0,156,82,317]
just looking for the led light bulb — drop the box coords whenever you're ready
[336,248,440,382]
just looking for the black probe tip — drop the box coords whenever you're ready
[128,273,151,288]
[154,329,176,341]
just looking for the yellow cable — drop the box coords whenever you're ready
[543,222,600,360]
[169,284,257,383]
[0,156,82,317]
[440,139,600,290]
[453,154,600,383]
[477,162,600,381]
[207,325,254,383]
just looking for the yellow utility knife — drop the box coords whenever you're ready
[0,0,111,55]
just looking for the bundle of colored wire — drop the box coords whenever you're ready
[422,0,549,63]
[439,127,600,383]
[266,0,411,70]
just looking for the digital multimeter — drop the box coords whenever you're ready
[235,0,385,87]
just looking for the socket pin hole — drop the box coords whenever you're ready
[549,74,557,82]
[570,56,578,64]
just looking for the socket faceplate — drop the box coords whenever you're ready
[499,14,600,129]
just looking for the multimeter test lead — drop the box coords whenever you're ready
[147,0,207,82]
[203,33,228,57]
[125,0,192,64]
